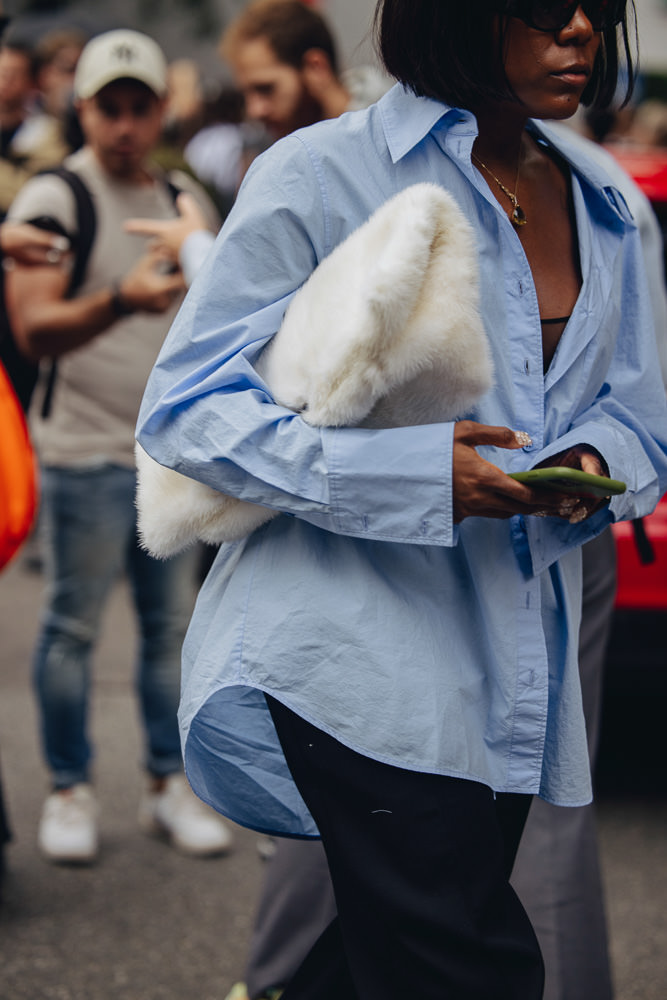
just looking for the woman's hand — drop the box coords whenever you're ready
[454,421,542,522]
[0,222,71,267]
[452,422,609,524]
[532,444,611,524]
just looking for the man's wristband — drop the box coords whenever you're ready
[110,282,135,317]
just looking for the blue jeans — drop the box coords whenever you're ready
[33,464,198,789]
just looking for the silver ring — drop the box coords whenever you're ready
[46,248,62,264]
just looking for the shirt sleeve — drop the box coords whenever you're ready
[7,173,78,233]
[137,136,458,547]
[523,220,667,575]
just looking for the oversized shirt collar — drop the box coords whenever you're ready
[378,83,453,162]
[377,83,634,230]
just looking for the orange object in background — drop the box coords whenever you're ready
[0,361,37,570]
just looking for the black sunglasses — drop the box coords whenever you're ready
[502,0,626,32]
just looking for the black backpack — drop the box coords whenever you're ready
[0,167,97,414]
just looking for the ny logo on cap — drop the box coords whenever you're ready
[112,43,138,64]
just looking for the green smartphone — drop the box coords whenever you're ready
[508,467,626,498]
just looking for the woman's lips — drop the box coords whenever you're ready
[552,65,591,86]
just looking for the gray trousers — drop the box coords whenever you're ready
[245,530,616,1000]
[511,529,615,1000]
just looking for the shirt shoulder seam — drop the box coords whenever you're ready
[292,133,332,258]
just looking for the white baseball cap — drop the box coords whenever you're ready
[73,29,168,100]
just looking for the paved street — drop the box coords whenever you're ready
[1,553,665,1000]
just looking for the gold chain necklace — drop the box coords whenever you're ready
[472,151,527,227]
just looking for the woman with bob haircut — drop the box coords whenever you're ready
[137,0,667,997]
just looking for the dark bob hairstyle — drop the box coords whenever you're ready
[374,0,636,111]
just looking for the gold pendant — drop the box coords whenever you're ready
[512,204,527,227]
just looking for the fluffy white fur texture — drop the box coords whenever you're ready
[136,182,493,558]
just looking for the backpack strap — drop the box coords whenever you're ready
[39,167,96,418]
[44,166,97,297]
[166,179,182,205]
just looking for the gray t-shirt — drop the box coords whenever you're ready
[8,147,211,469]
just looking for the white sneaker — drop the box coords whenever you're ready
[38,784,99,863]
[138,773,233,857]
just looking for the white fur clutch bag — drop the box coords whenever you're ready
[136,182,493,557]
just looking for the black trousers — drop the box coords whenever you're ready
[266,697,544,1000]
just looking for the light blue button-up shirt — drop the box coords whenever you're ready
[137,85,667,837]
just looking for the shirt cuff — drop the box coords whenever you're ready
[523,422,661,575]
[299,422,458,546]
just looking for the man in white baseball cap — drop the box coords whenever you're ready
[5,28,229,865]
[73,28,168,101]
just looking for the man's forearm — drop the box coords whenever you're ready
[14,284,133,361]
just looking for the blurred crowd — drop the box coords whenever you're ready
[0,19,249,222]
[0,11,392,228]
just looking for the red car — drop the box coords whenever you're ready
[612,502,667,608]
